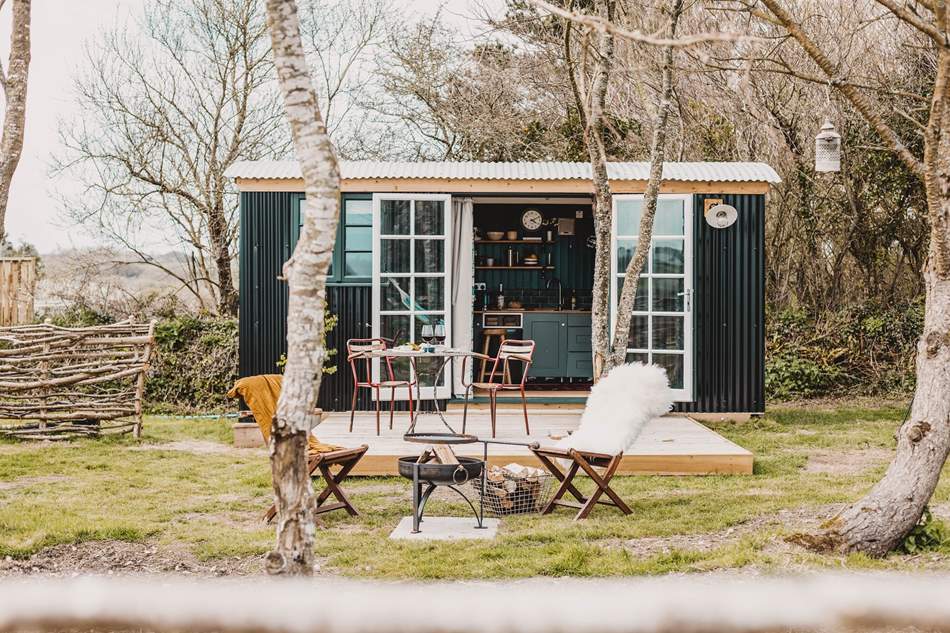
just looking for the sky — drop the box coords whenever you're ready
[0,0,499,253]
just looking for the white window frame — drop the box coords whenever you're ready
[372,193,453,400]
[610,193,694,401]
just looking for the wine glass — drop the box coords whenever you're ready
[434,323,446,346]
[420,324,434,346]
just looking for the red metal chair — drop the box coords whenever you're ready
[347,338,414,435]
[461,339,534,438]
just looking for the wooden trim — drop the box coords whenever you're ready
[348,451,753,476]
[234,177,771,195]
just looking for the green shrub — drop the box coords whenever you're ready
[766,301,922,401]
[146,316,238,413]
[898,507,948,555]
[765,353,840,400]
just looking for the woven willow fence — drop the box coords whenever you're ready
[0,319,155,440]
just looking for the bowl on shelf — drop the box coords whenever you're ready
[505,230,519,240]
[486,231,505,241]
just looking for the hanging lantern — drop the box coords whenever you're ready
[815,119,842,173]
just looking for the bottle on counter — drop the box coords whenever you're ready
[497,283,505,309]
[570,290,577,310]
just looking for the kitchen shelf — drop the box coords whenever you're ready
[475,265,554,270]
[475,240,554,245]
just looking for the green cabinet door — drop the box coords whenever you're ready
[566,313,593,378]
[523,313,567,377]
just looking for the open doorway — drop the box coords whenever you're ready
[471,197,595,396]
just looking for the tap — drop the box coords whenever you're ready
[545,275,563,310]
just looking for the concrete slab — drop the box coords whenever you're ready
[389,516,499,541]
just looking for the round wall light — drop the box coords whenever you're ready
[705,203,738,229]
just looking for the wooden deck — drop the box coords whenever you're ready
[314,411,753,476]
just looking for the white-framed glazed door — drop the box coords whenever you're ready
[610,194,693,401]
[372,193,453,400]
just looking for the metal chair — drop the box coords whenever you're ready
[461,339,534,437]
[346,338,414,435]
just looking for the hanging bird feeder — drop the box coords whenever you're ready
[815,119,842,173]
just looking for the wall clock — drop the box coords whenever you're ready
[521,208,543,231]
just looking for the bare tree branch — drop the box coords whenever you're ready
[759,0,926,182]
[873,0,946,44]
[530,0,755,48]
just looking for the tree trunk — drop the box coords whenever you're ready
[0,0,32,239]
[607,0,682,372]
[811,269,950,556]
[264,0,341,576]
[583,1,614,382]
[208,204,238,316]
[808,47,950,556]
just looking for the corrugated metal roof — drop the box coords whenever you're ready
[225,160,781,183]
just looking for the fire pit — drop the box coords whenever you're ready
[398,455,485,534]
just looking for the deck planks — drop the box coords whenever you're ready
[314,412,753,476]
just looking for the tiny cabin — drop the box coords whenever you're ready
[227,160,779,414]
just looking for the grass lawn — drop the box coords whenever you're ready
[0,403,948,578]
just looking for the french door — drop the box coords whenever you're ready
[372,193,453,400]
[610,194,693,401]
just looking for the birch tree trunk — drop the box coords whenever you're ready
[582,1,615,381]
[264,0,341,576]
[0,0,31,239]
[758,0,950,557]
[606,0,682,372]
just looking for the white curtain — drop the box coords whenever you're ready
[451,197,474,396]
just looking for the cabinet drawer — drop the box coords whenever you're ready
[568,313,591,326]
[566,352,593,378]
[567,326,591,352]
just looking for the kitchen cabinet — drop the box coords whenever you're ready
[522,312,592,378]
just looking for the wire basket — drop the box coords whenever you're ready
[470,465,555,516]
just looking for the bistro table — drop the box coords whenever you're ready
[355,347,476,441]
[356,346,540,533]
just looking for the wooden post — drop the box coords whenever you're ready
[0,257,36,326]
[133,320,156,438]
[38,318,50,431]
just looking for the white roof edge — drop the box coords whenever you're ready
[225,160,781,184]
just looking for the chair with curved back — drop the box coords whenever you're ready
[461,339,534,438]
[346,338,415,435]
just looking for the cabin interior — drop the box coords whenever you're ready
[470,197,596,397]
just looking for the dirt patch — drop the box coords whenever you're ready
[129,440,256,455]
[804,448,892,475]
[620,504,846,558]
[0,475,67,491]
[0,540,262,577]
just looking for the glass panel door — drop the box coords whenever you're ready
[372,194,453,400]
[611,194,693,400]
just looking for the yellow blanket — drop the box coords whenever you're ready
[227,374,341,455]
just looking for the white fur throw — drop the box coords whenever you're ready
[555,363,673,456]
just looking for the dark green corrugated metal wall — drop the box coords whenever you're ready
[239,191,766,413]
[238,191,301,378]
[679,193,766,413]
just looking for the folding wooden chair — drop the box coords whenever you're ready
[530,445,631,520]
[263,444,369,523]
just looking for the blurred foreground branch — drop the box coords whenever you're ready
[3,574,950,632]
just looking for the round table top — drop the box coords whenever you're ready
[357,347,474,358]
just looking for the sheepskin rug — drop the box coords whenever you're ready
[556,363,674,455]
